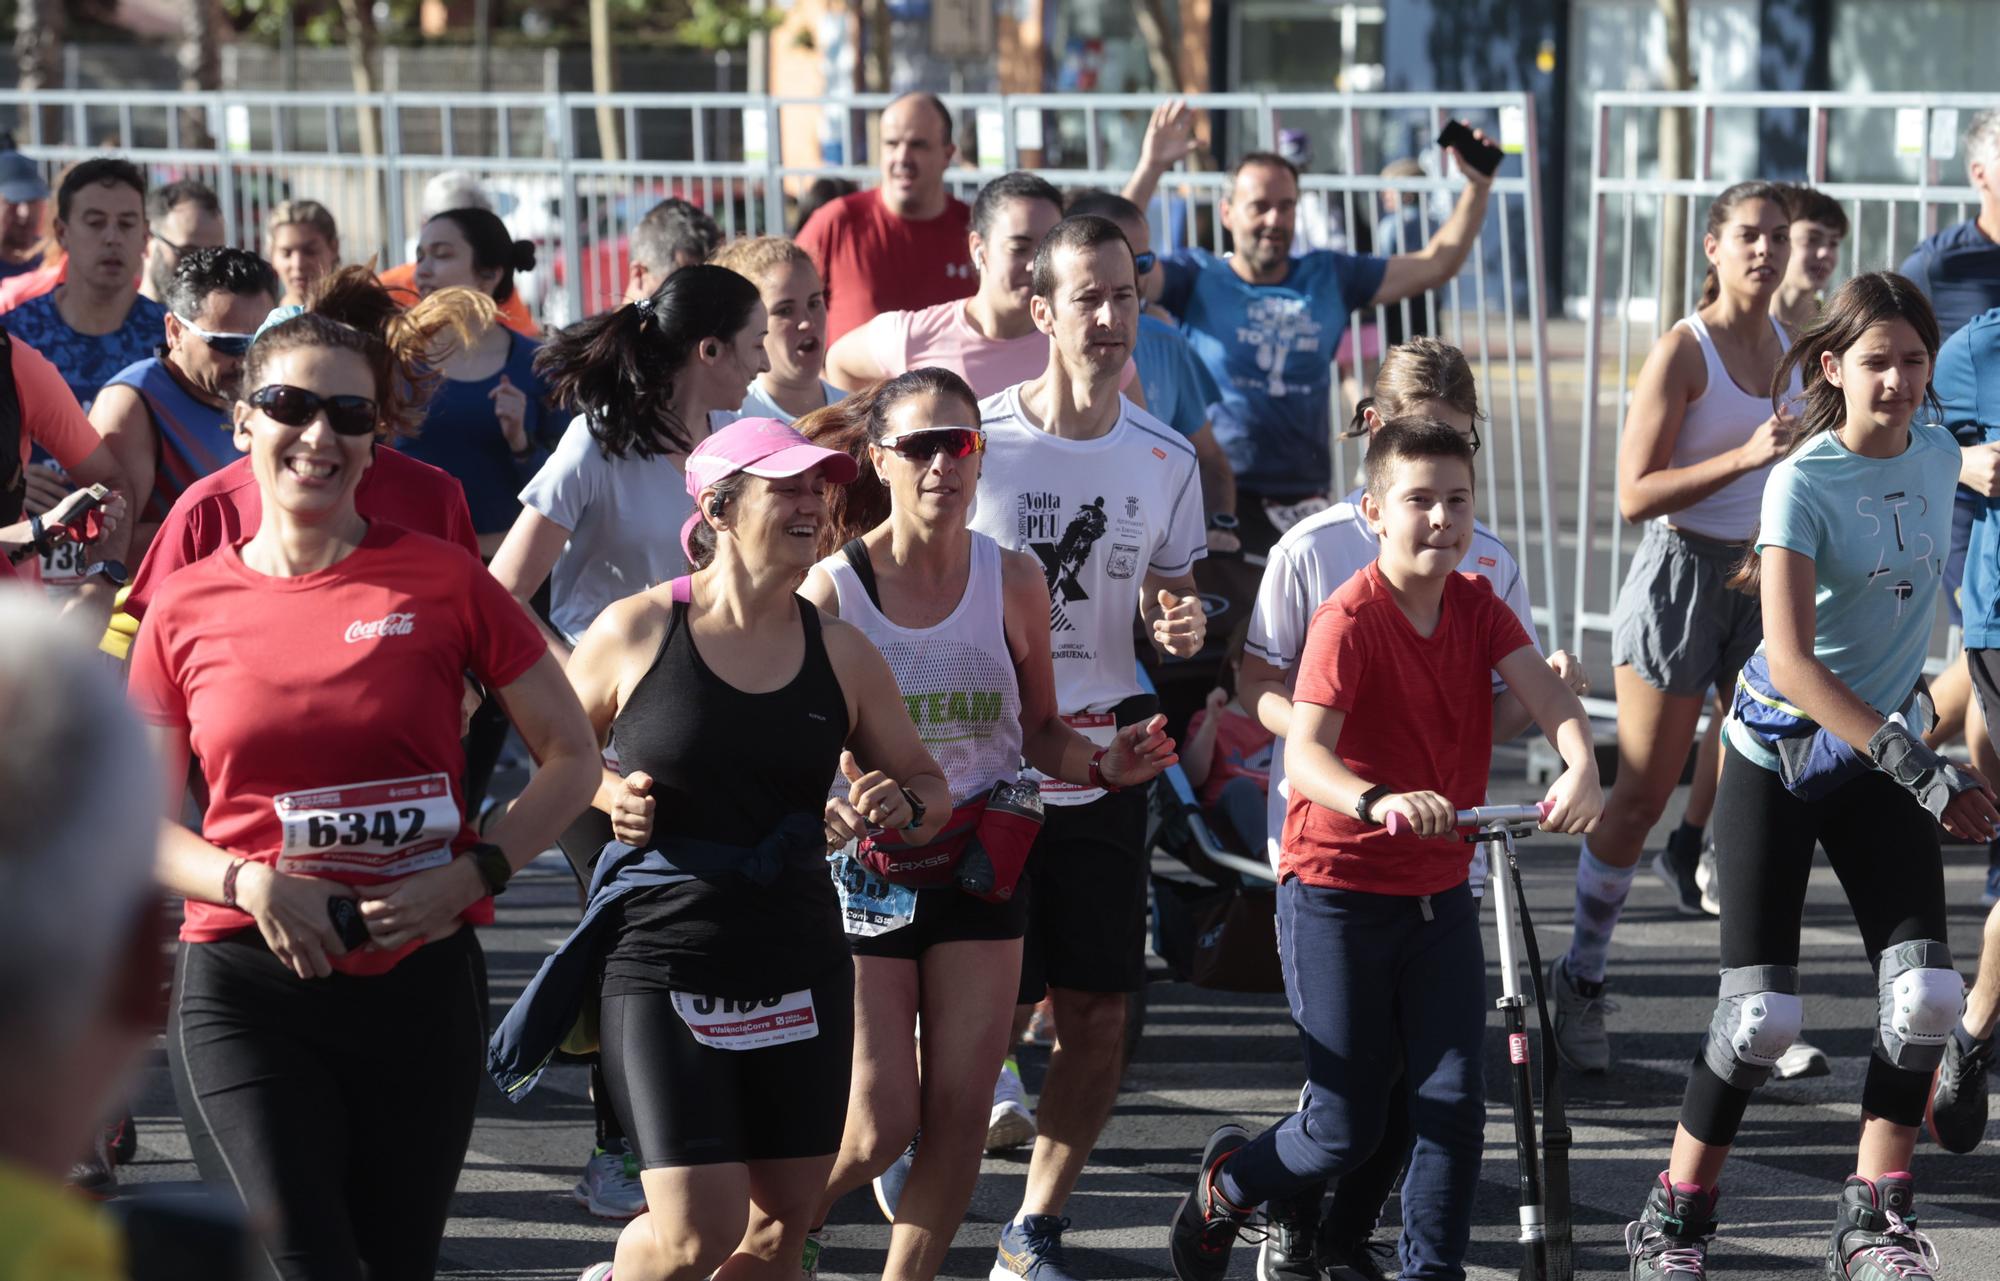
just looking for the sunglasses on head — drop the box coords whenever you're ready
[177,316,257,357]
[878,427,986,462]
[247,384,380,436]
[1132,250,1158,275]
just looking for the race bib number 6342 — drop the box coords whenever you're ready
[273,771,460,877]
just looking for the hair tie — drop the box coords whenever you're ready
[632,295,656,318]
[252,304,305,346]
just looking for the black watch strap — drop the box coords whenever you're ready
[1354,783,1394,826]
[899,785,927,831]
[469,842,513,896]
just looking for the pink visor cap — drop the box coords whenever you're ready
[679,416,861,559]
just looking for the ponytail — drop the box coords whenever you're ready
[240,265,494,440]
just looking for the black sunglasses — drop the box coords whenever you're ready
[248,384,379,436]
[878,427,986,462]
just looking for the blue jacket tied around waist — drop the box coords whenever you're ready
[1730,653,1931,801]
[486,812,825,1100]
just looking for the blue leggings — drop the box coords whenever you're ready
[1220,878,1487,1281]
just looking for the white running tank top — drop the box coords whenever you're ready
[821,532,1024,805]
[1663,311,1804,542]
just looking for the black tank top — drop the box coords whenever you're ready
[601,593,851,997]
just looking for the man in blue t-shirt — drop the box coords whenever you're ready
[1929,304,2000,1152]
[1123,101,1496,551]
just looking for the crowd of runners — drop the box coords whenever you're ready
[3,91,2000,1281]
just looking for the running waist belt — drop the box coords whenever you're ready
[856,777,1044,901]
[1730,653,1931,801]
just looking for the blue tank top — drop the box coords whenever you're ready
[104,356,233,523]
[394,331,558,535]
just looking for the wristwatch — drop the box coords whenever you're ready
[1354,784,1393,826]
[1207,511,1240,533]
[469,842,513,896]
[899,786,927,831]
[82,559,130,588]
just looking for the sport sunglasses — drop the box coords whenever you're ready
[247,384,380,436]
[877,427,986,462]
[177,317,258,357]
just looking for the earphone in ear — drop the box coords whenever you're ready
[702,340,719,359]
[709,499,724,519]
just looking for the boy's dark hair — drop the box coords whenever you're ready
[146,177,220,226]
[1776,182,1850,237]
[164,247,281,319]
[1030,214,1134,303]
[971,171,1063,241]
[1362,417,1476,502]
[56,157,146,222]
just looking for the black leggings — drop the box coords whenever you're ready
[599,966,854,1168]
[168,929,487,1281]
[557,807,626,1147]
[1679,745,1949,1144]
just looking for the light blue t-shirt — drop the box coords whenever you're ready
[1157,247,1387,497]
[1134,311,1218,439]
[709,377,846,431]
[1727,423,1959,769]
[1942,308,2000,646]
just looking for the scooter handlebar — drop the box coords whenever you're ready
[1381,800,1553,837]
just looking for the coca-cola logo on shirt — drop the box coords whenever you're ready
[344,612,417,644]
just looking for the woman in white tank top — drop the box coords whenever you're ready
[796,367,1175,1281]
[1548,183,1810,1075]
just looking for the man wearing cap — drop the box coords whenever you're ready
[1124,102,1497,554]
[0,147,50,280]
[92,247,279,562]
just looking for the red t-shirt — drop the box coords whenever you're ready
[123,446,479,622]
[127,522,545,975]
[1187,705,1276,809]
[1281,563,1533,895]
[796,188,975,345]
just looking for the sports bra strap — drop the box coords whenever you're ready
[670,575,691,605]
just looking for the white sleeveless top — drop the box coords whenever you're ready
[821,532,1025,805]
[1663,311,1805,542]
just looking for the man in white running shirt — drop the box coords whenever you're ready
[969,214,1207,1281]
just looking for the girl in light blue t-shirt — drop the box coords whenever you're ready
[1624,272,2000,1281]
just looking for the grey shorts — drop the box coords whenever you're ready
[1611,522,1762,700]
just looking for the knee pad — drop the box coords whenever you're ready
[1876,939,1963,1072]
[1701,965,1803,1090]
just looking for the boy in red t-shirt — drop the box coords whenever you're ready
[1168,420,1603,1281]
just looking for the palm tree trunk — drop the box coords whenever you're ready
[178,0,223,150]
[13,0,67,144]
[590,0,621,162]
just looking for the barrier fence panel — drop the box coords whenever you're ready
[1573,91,1991,674]
[0,87,1555,644]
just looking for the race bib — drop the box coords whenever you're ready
[1262,495,1331,536]
[670,989,819,1051]
[1029,711,1116,807]
[273,771,460,876]
[829,848,917,937]
[38,533,87,588]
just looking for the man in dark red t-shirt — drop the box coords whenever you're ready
[796,92,975,344]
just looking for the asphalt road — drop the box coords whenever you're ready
[114,791,2000,1281]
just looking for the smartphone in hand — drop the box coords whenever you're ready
[1437,120,1503,178]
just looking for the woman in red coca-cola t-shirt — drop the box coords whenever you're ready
[126,267,597,1281]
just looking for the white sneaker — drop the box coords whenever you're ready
[1696,842,1720,916]
[578,1265,614,1281]
[572,1141,646,1219]
[1772,1038,1830,1080]
[986,1057,1037,1151]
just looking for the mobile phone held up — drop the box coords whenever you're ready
[1437,120,1503,178]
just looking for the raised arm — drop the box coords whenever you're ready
[1123,100,1201,216]
[1368,126,1497,307]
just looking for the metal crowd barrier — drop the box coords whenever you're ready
[0,86,1558,645]
[1573,90,1995,671]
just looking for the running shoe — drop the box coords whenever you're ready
[572,1140,646,1219]
[1320,1238,1394,1281]
[66,1127,116,1201]
[874,1134,917,1221]
[801,1226,828,1278]
[1168,1124,1253,1281]
[577,1265,614,1281]
[1023,998,1058,1045]
[1548,953,1613,1074]
[1653,829,1706,917]
[108,1109,137,1165]
[1256,1187,1321,1281]
[1926,1029,1992,1154]
[988,1057,1038,1152]
[1624,1174,1717,1279]
[991,1214,1078,1281]
[1827,1173,1939,1279]
[1771,1038,1831,1081]
[1697,841,1720,917]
